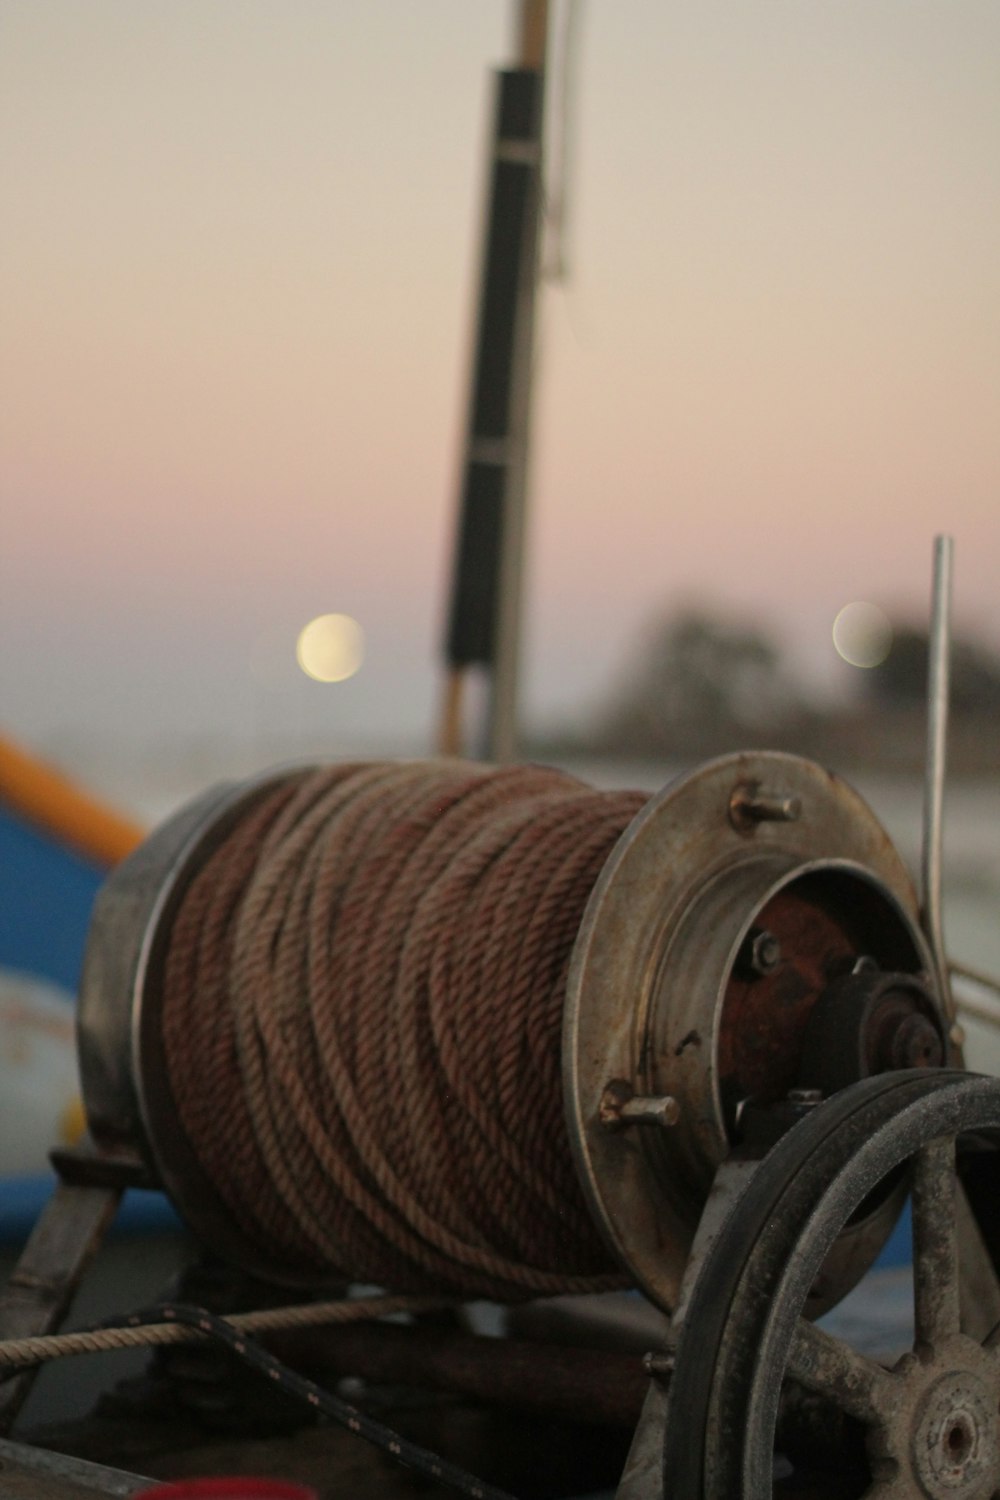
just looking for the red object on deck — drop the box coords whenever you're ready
[133,1480,318,1499]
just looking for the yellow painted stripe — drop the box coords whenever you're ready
[0,736,144,867]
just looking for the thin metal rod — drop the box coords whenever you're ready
[921,535,955,1024]
[951,961,1000,1032]
[954,988,1000,1030]
[951,958,1000,1001]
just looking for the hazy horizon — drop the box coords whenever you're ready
[2,2,998,765]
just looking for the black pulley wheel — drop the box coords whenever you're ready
[662,1070,1000,1499]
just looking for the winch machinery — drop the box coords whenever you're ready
[79,749,949,1310]
[1,740,999,1500]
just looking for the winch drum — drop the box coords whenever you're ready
[76,751,946,1309]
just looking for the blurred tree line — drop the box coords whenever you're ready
[571,608,1000,772]
[863,625,1000,717]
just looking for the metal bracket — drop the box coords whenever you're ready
[0,1435,151,1497]
[0,1145,133,1434]
[614,1153,762,1500]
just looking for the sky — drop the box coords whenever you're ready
[1,1,998,768]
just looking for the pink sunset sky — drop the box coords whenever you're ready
[1,2,998,762]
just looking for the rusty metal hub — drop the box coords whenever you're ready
[717,870,944,1131]
[564,751,948,1312]
[800,965,946,1101]
[877,1338,1000,1499]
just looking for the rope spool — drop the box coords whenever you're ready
[150,761,647,1300]
[79,748,943,1317]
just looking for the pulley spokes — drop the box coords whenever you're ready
[661,1071,1000,1499]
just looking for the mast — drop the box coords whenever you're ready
[440,2,549,761]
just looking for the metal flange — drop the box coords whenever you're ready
[563,750,944,1313]
[76,766,315,1283]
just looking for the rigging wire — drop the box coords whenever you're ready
[543,0,586,284]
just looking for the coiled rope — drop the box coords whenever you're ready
[161,760,647,1300]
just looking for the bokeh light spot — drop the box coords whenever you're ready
[832,602,893,669]
[296,614,364,683]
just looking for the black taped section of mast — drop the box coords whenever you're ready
[446,69,543,668]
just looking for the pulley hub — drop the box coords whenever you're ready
[892,1344,999,1499]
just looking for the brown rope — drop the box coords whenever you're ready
[160,761,647,1300]
[0,1294,452,1371]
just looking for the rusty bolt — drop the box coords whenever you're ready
[729,784,802,834]
[618,1094,681,1128]
[599,1082,681,1130]
[787,1087,823,1108]
[884,1011,945,1071]
[744,928,782,977]
[643,1350,676,1381]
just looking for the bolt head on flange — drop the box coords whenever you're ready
[563,751,947,1312]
